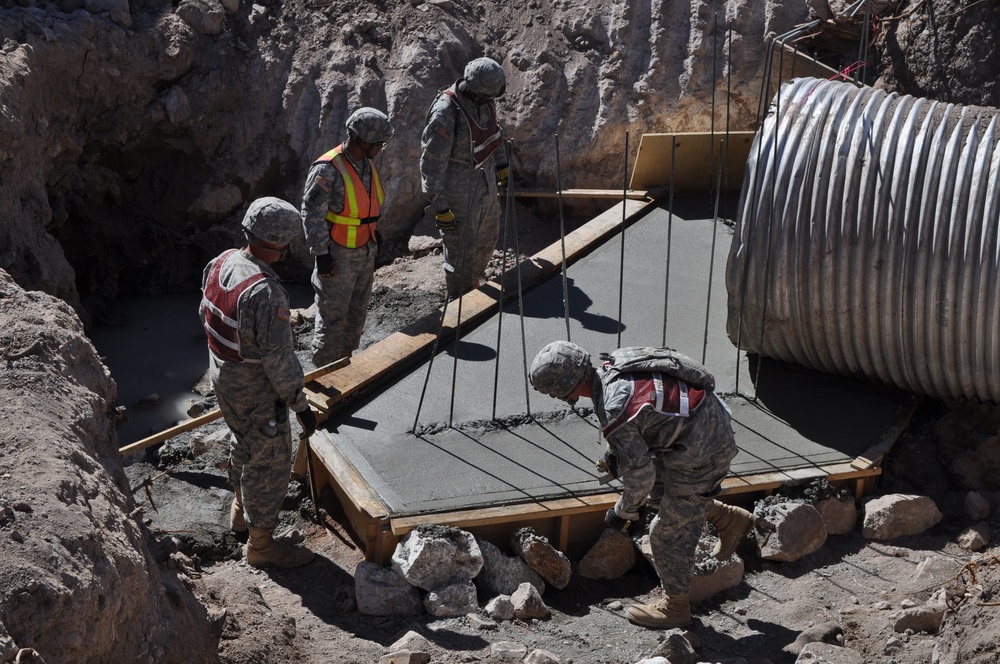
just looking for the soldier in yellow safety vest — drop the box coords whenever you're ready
[300,107,393,368]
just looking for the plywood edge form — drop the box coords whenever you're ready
[352,457,883,565]
[629,131,756,192]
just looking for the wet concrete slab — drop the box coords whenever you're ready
[316,197,915,517]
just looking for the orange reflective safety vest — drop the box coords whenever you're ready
[313,145,383,248]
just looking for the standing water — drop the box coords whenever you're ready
[90,285,315,449]
[90,292,208,447]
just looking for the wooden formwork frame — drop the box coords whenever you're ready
[316,434,893,566]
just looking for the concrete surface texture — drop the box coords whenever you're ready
[319,197,915,516]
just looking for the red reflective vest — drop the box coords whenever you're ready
[313,145,383,248]
[601,372,706,439]
[444,89,503,168]
[201,249,267,363]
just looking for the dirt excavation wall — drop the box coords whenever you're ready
[0,269,216,663]
[0,0,838,326]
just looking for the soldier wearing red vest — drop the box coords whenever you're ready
[200,197,318,568]
[301,107,393,368]
[529,341,760,629]
[420,57,510,298]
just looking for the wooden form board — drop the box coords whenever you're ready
[628,132,755,193]
[340,461,884,566]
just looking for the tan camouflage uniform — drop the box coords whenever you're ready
[592,366,737,596]
[301,153,377,367]
[201,249,308,531]
[420,83,507,298]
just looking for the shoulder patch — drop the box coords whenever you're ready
[276,307,290,322]
[315,176,331,193]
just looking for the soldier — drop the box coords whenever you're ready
[200,197,318,569]
[420,56,509,298]
[302,107,394,368]
[528,341,758,629]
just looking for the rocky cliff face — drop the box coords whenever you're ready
[0,0,826,325]
[3,1,996,324]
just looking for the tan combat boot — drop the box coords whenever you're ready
[230,487,247,533]
[706,499,755,559]
[626,594,691,629]
[246,528,315,568]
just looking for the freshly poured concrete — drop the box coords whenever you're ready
[318,198,914,516]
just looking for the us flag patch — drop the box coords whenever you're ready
[277,307,290,321]
[315,176,331,192]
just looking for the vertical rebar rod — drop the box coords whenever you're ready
[411,297,451,433]
[616,131,629,349]
[443,137,483,427]
[556,134,572,341]
[661,138,677,347]
[855,0,871,85]
[709,13,718,207]
[491,152,515,421]
[509,143,531,415]
[702,139,726,364]
[724,21,733,222]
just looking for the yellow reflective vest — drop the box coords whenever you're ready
[313,145,383,248]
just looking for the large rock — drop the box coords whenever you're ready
[354,562,424,617]
[814,497,857,536]
[578,529,636,580]
[511,528,572,590]
[862,494,943,541]
[391,525,483,591]
[475,538,545,596]
[423,581,479,618]
[757,502,827,562]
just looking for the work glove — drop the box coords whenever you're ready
[595,450,619,480]
[604,507,631,534]
[435,209,456,232]
[296,408,318,438]
[315,253,335,276]
[496,165,510,191]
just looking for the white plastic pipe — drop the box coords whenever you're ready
[726,77,1000,402]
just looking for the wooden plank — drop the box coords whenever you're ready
[309,432,389,520]
[305,198,650,413]
[512,188,650,200]
[389,493,618,535]
[629,132,755,192]
[118,357,350,456]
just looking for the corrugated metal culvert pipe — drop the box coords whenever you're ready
[726,77,1000,402]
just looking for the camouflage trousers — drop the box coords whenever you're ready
[648,493,712,596]
[216,374,292,533]
[441,178,500,298]
[311,240,376,367]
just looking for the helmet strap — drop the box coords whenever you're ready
[244,232,287,263]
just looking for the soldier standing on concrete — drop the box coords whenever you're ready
[200,197,318,569]
[528,341,757,629]
[302,107,394,368]
[420,56,510,298]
